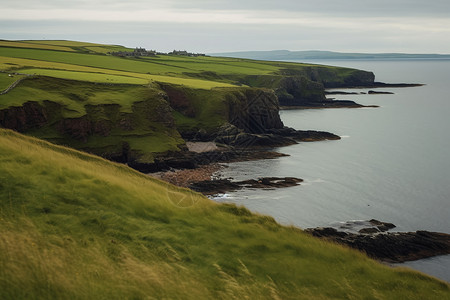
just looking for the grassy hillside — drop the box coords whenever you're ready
[0,128,448,299]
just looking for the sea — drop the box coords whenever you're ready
[212,59,450,282]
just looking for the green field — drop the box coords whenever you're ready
[0,72,23,91]
[8,40,133,54]
[20,69,149,85]
[0,128,448,299]
[0,40,76,52]
[24,40,109,47]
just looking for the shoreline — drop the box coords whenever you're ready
[149,163,224,188]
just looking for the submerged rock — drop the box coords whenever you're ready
[280,99,378,109]
[368,90,394,95]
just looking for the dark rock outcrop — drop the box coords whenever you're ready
[185,122,340,150]
[58,118,95,141]
[275,76,326,106]
[213,124,340,147]
[160,84,195,117]
[368,90,394,95]
[281,100,375,109]
[305,222,450,263]
[267,127,341,142]
[325,91,363,95]
[190,177,303,195]
[319,70,376,88]
[371,82,423,88]
[130,148,289,173]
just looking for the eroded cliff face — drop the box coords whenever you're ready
[225,88,284,133]
[0,101,48,132]
[319,69,376,88]
[239,67,376,107]
[275,76,326,106]
[0,87,181,165]
[161,85,284,136]
[274,68,375,105]
[160,84,195,118]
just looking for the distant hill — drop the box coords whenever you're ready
[210,50,450,61]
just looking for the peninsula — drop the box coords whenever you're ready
[0,39,396,172]
[211,50,450,61]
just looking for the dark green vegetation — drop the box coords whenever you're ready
[0,40,374,163]
[1,128,449,299]
[212,49,450,61]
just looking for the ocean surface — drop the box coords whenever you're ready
[213,59,450,282]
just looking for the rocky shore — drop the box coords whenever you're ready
[150,163,224,187]
[190,176,303,195]
[281,99,379,109]
[325,90,394,96]
[305,220,450,263]
[133,125,340,173]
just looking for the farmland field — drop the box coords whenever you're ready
[0,72,23,91]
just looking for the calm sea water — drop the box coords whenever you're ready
[213,59,450,282]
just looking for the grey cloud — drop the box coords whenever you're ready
[167,0,450,17]
[5,0,450,17]
[2,19,449,54]
[2,1,449,54]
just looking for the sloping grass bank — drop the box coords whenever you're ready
[0,129,448,299]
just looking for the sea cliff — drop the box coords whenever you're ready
[0,70,373,170]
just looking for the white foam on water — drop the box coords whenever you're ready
[302,178,326,186]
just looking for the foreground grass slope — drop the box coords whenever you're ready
[0,129,448,299]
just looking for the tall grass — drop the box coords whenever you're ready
[0,129,448,299]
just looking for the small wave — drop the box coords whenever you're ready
[330,220,381,234]
[213,193,230,199]
[340,135,350,138]
[303,178,326,185]
[310,178,325,183]
[361,106,380,109]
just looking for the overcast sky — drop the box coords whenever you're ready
[1,0,450,53]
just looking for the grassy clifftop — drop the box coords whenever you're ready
[0,128,448,299]
[0,40,375,163]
